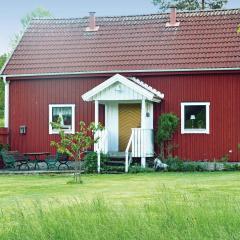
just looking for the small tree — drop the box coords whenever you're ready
[157,113,179,159]
[50,120,103,183]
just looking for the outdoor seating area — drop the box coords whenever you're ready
[0,150,72,171]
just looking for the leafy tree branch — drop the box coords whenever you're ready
[50,119,103,183]
[152,0,228,12]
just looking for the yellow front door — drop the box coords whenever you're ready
[119,104,141,151]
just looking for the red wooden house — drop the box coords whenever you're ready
[1,8,240,171]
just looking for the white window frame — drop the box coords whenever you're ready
[181,102,210,134]
[49,104,75,134]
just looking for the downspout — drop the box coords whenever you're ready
[2,76,9,128]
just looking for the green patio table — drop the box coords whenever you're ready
[23,152,50,170]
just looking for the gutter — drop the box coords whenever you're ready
[1,67,240,79]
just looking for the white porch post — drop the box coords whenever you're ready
[141,99,146,168]
[95,100,99,126]
[3,77,9,128]
[95,100,101,173]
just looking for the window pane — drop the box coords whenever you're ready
[52,107,72,130]
[184,105,206,129]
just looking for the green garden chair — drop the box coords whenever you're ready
[1,150,15,169]
[1,150,30,170]
[45,152,69,170]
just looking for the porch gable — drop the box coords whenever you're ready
[82,74,164,102]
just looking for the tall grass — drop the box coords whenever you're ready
[1,192,240,240]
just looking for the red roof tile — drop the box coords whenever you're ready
[2,9,240,75]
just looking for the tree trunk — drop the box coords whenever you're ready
[74,157,78,183]
[74,153,82,183]
[74,153,81,183]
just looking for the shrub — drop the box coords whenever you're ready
[182,162,207,172]
[129,164,154,173]
[157,113,179,159]
[164,156,183,171]
[0,144,9,151]
[219,154,229,162]
[164,157,208,172]
[83,152,109,173]
[223,163,240,171]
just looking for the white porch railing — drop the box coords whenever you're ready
[94,129,108,173]
[125,132,133,173]
[125,128,154,172]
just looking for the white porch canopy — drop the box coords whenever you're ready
[82,74,164,102]
[81,74,164,172]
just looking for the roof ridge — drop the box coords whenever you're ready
[31,8,240,21]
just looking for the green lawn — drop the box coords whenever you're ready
[1,172,240,239]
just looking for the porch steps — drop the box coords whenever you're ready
[104,152,127,173]
[108,152,126,158]
[106,160,125,166]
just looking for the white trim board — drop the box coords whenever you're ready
[3,77,9,128]
[1,68,240,78]
[181,102,210,134]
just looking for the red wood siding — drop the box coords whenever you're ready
[0,128,9,168]
[9,72,240,161]
[0,128,9,146]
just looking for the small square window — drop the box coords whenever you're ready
[49,104,75,134]
[181,102,210,134]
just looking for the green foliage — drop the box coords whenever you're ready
[219,154,229,162]
[21,7,52,29]
[0,144,9,151]
[0,118,4,127]
[0,178,240,240]
[0,54,7,114]
[152,0,228,12]
[102,165,126,173]
[157,113,179,158]
[164,156,183,171]
[129,164,154,173]
[50,120,103,182]
[157,113,179,143]
[164,156,240,172]
[50,120,102,159]
[164,156,207,171]
[11,7,52,49]
[223,163,240,171]
[0,54,7,68]
[83,152,109,173]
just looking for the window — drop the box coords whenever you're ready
[181,102,210,134]
[49,104,75,134]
